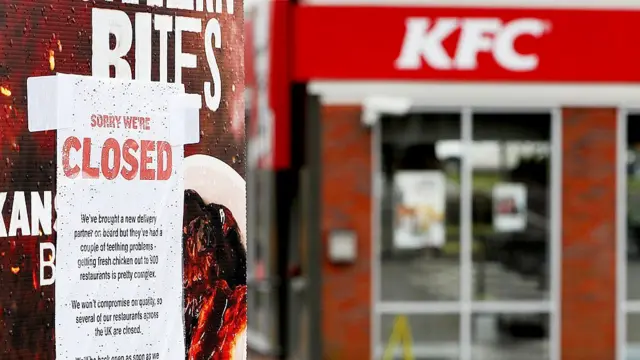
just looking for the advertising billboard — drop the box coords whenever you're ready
[0,1,245,359]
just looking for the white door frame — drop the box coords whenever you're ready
[618,108,627,360]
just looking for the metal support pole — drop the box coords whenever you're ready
[305,94,323,360]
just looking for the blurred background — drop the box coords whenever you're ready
[244,0,639,359]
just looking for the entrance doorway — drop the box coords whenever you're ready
[619,111,640,360]
[373,109,561,360]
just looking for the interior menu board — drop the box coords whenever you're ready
[0,0,246,359]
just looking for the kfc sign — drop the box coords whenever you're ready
[395,17,549,72]
[294,6,640,83]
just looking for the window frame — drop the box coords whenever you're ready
[371,107,562,360]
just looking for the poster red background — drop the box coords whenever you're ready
[0,1,244,358]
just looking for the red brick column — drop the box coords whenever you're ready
[320,105,372,359]
[562,108,617,360]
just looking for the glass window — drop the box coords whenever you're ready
[379,112,462,303]
[288,168,309,359]
[471,113,551,302]
[628,314,640,359]
[379,314,460,359]
[247,167,276,351]
[627,115,640,298]
[625,114,640,359]
[473,313,549,360]
[375,110,558,360]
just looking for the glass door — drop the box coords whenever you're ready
[373,108,561,360]
[619,110,640,360]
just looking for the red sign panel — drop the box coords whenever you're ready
[269,0,292,169]
[246,0,291,170]
[293,6,640,82]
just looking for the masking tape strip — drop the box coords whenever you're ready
[27,74,77,131]
[169,93,201,146]
[27,74,198,147]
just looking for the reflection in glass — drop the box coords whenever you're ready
[471,113,551,301]
[246,168,275,348]
[629,116,640,300]
[288,296,309,360]
[288,169,310,359]
[472,313,549,360]
[247,287,274,346]
[378,314,460,360]
[627,116,640,360]
[376,112,555,360]
[627,314,640,359]
[379,113,462,302]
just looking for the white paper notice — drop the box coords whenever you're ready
[393,171,446,250]
[492,182,528,232]
[53,76,185,360]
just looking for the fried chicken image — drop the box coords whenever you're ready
[183,189,247,360]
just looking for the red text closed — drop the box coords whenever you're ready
[61,137,173,181]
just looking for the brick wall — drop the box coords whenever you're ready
[561,108,617,360]
[320,106,372,359]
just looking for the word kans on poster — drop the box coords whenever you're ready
[62,114,173,180]
[91,0,234,111]
[0,191,55,286]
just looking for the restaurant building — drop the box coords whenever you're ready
[246,0,640,359]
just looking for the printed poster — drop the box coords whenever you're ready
[0,1,246,360]
[49,76,186,360]
[393,171,446,250]
[493,182,527,232]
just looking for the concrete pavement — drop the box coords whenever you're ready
[249,254,640,359]
[378,254,548,359]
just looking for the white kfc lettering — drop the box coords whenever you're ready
[395,17,548,72]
